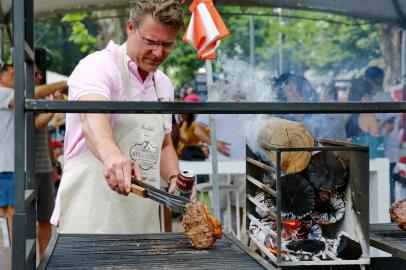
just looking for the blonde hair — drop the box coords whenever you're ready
[129,0,185,30]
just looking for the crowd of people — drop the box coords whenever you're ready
[0,62,67,255]
[272,66,401,204]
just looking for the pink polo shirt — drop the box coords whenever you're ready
[64,41,174,162]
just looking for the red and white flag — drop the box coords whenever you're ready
[183,0,230,60]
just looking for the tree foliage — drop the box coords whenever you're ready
[217,7,381,76]
[31,6,384,84]
[34,13,99,75]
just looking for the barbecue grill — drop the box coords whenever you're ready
[246,139,370,267]
[38,233,268,269]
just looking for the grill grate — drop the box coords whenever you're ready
[370,223,406,260]
[39,233,266,269]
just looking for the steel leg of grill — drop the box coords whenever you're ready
[236,188,241,239]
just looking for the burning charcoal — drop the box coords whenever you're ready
[296,220,322,240]
[281,174,315,220]
[305,151,349,191]
[389,199,406,231]
[249,222,274,250]
[332,232,362,260]
[254,192,276,218]
[284,239,326,256]
[310,190,345,225]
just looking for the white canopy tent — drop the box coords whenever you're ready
[0,0,406,26]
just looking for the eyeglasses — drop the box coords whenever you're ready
[136,27,176,52]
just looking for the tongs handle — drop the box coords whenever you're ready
[131,183,147,198]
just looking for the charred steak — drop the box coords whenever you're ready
[182,202,222,249]
[389,199,406,231]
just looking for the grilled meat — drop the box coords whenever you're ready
[389,199,406,231]
[182,202,222,249]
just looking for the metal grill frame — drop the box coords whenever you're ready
[246,139,370,267]
[12,0,406,269]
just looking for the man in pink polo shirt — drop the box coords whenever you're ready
[52,0,195,234]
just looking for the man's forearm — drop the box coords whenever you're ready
[35,81,68,99]
[81,113,122,163]
[35,113,54,129]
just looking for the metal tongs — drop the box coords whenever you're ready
[131,178,190,214]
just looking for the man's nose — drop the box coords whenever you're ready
[152,45,164,58]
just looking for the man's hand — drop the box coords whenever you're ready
[103,154,143,196]
[168,175,196,202]
[217,140,231,157]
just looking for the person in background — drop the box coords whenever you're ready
[0,64,16,237]
[346,77,383,158]
[365,66,400,204]
[51,0,195,234]
[276,73,348,140]
[33,67,59,258]
[0,63,67,241]
[183,87,201,102]
[177,114,204,160]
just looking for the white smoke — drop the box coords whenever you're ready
[210,57,278,159]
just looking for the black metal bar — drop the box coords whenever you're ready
[25,0,36,268]
[37,234,59,270]
[223,234,272,269]
[263,146,368,152]
[25,100,406,114]
[24,42,34,63]
[25,239,35,264]
[25,112,36,243]
[13,0,27,268]
[276,151,282,263]
[24,190,35,209]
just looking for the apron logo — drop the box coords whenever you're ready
[130,141,159,170]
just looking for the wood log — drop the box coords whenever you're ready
[258,117,315,173]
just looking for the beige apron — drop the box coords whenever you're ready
[57,43,165,234]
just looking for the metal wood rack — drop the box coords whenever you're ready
[12,0,406,269]
[245,140,370,268]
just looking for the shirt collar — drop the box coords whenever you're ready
[124,48,155,83]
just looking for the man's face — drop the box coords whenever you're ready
[35,68,43,86]
[0,67,15,88]
[126,15,178,73]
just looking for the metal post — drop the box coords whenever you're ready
[12,0,27,268]
[278,9,284,75]
[25,0,37,266]
[206,59,221,219]
[0,24,4,63]
[402,30,406,141]
[249,16,255,67]
[276,150,282,263]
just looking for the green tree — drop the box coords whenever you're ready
[35,13,99,75]
[217,7,380,76]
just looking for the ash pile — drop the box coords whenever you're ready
[246,117,369,266]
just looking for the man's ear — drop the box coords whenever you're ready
[127,19,135,35]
